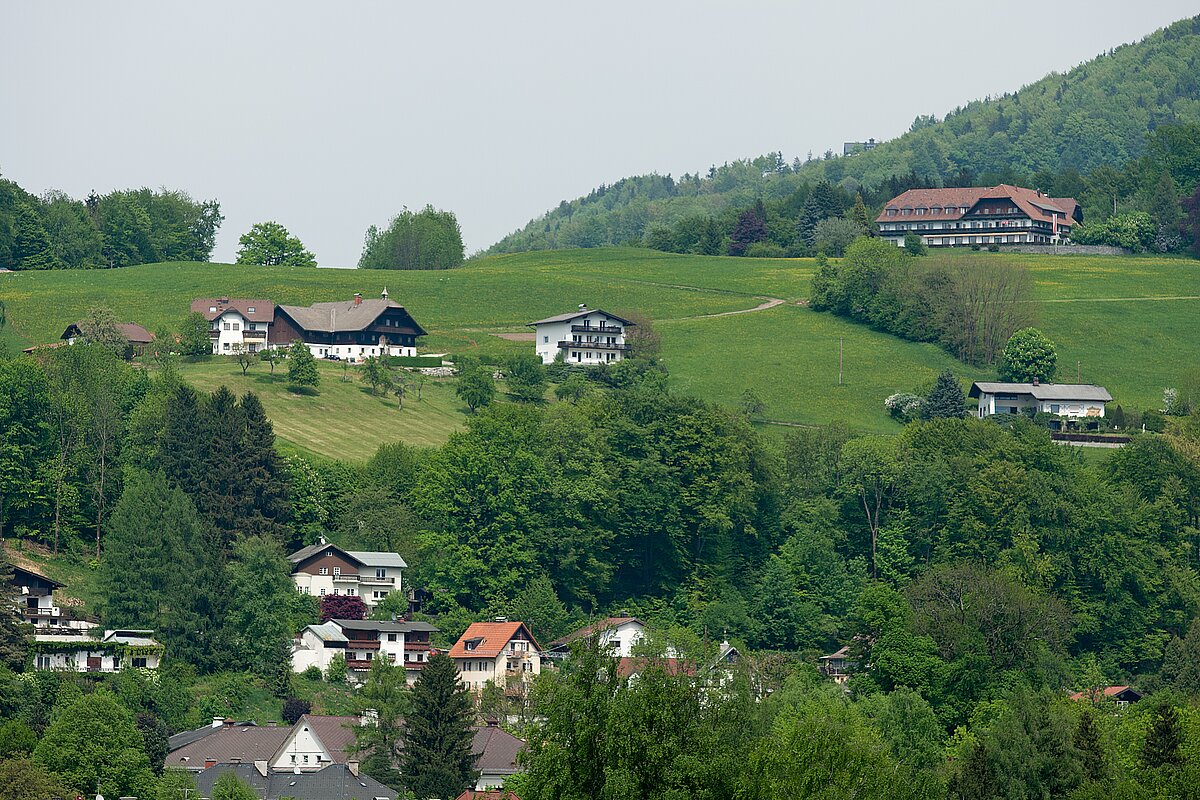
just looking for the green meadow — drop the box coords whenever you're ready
[2,247,1197,448]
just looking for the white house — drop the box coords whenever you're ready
[292,618,438,685]
[271,714,359,772]
[192,297,275,355]
[969,381,1112,419]
[546,616,648,660]
[32,629,163,672]
[876,185,1081,248]
[270,290,426,362]
[449,620,542,694]
[528,305,634,365]
[287,539,406,610]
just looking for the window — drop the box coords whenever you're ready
[36,654,52,669]
[388,633,398,642]
[223,343,230,351]
[209,306,217,313]
[248,306,256,313]
[543,335,549,343]
[332,566,341,576]
[223,322,231,330]
[291,755,296,764]
[333,589,340,595]
[319,588,326,596]
[132,657,148,668]
[348,588,356,596]
[1050,404,1061,414]
[232,323,240,330]
[319,567,328,575]
[376,568,386,579]
[303,755,309,764]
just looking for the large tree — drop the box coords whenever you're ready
[235,221,317,267]
[401,653,477,799]
[33,691,155,798]
[359,205,464,270]
[997,327,1058,383]
[923,370,966,420]
[287,341,320,390]
[0,554,32,670]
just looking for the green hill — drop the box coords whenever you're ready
[4,248,1198,453]
[489,15,1200,254]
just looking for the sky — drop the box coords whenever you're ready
[3,2,1198,266]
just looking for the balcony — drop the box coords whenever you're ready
[571,324,623,335]
[242,329,267,339]
[558,341,630,352]
[405,641,431,651]
[359,575,396,586]
[347,639,380,650]
[208,330,220,338]
[329,573,358,583]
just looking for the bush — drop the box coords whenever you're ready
[744,241,787,258]
[903,232,927,255]
[326,653,348,684]
[1142,409,1167,433]
[301,665,322,682]
[884,393,924,423]
[987,243,1000,253]
[282,698,312,725]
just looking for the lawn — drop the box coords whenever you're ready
[177,358,466,457]
[3,247,1197,444]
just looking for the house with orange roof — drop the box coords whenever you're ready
[1069,685,1142,708]
[876,184,1081,248]
[449,619,542,694]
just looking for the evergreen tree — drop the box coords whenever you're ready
[161,384,209,491]
[197,387,245,544]
[401,653,478,799]
[354,658,409,789]
[236,392,291,543]
[1142,704,1184,768]
[1073,710,1107,783]
[796,182,847,247]
[0,554,32,670]
[728,199,767,256]
[850,193,876,236]
[287,341,320,390]
[923,370,966,420]
[223,536,306,681]
[509,575,571,643]
[697,216,723,255]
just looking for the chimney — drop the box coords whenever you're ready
[381,287,389,300]
[254,760,269,777]
[204,759,217,769]
[354,292,363,306]
[1032,377,1040,386]
[211,717,225,728]
[347,760,360,777]
[486,716,499,727]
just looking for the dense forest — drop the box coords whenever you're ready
[0,179,222,269]
[488,15,1200,256]
[4,337,1200,797]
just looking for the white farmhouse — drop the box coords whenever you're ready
[969,381,1112,419]
[270,290,426,362]
[286,538,406,609]
[528,305,634,365]
[292,618,438,684]
[32,629,163,672]
[191,297,275,355]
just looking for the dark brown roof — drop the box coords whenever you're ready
[472,724,525,774]
[616,657,696,678]
[549,616,642,649]
[166,724,290,768]
[276,298,427,336]
[191,298,275,323]
[458,791,521,800]
[61,321,155,344]
[7,563,65,590]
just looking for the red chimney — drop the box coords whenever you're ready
[353,293,362,306]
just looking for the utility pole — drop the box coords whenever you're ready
[1077,360,1081,382]
[839,337,843,386]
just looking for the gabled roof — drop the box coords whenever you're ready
[61,321,155,344]
[472,723,526,775]
[166,723,291,768]
[300,622,349,643]
[969,382,1112,402]
[291,714,359,764]
[287,541,407,570]
[821,645,851,661]
[449,621,541,659]
[876,185,1080,226]
[1069,685,1142,703]
[615,657,695,678]
[167,720,260,751]
[191,297,275,323]
[331,619,439,634]
[276,298,427,336]
[193,763,398,800]
[549,616,643,649]
[458,791,521,800]
[6,563,65,590]
[528,307,636,326]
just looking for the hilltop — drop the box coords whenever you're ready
[489,15,1200,254]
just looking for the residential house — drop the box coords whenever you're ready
[842,137,878,156]
[193,762,396,800]
[546,616,648,660]
[969,381,1111,420]
[472,719,526,790]
[449,621,542,694]
[6,563,66,629]
[31,629,163,672]
[820,645,853,685]
[1069,685,1143,708]
[292,618,438,684]
[876,185,1081,248]
[528,305,634,365]
[192,297,275,354]
[60,320,155,357]
[270,290,426,361]
[287,538,406,610]
[459,791,521,800]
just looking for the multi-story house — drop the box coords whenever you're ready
[529,305,634,365]
[270,290,426,361]
[191,297,275,355]
[7,564,66,628]
[546,615,648,660]
[287,538,406,609]
[876,185,1081,248]
[448,620,541,694]
[292,618,438,684]
[969,380,1112,420]
[32,629,163,672]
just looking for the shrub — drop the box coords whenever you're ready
[903,232,927,255]
[282,698,312,725]
[301,665,322,682]
[386,355,442,368]
[326,653,348,684]
[884,393,924,423]
[987,243,1000,253]
[1142,409,1166,433]
[744,241,787,258]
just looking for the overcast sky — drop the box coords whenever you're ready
[3,2,1197,266]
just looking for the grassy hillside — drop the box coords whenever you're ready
[3,248,1197,446]
[489,15,1200,254]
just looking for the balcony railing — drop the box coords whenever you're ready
[571,324,623,335]
[347,639,380,649]
[558,341,630,352]
[242,329,267,339]
[359,575,396,585]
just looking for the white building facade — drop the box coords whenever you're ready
[529,306,634,365]
[969,381,1112,419]
[192,298,275,355]
[450,621,542,693]
[32,629,163,672]
[287,540,406,610]
[271,292,426,362]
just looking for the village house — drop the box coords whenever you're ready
[31,628,163,672]
[270,289,426,361]
[192,297,275,354]
[60,320,156,356]
[820,645,854,685]
[292,618,438,684]
[528,305,634,365]
[6,563,66,628]
[472,719,526,790]
[546,615,649,660]
[287,538,406,610]
[449,620,542,694]
[969,381,1111,420]
[1069,685,1143,708]
[876,185,1081,248]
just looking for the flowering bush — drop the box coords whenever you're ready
[885,393,924,423]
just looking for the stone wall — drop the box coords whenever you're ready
[1003,244,1128,256]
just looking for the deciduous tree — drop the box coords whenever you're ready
[235,221,317,267]
[287,340,320,390]
[998,327,1058,383]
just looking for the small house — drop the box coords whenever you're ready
[1069,685,1142,708]
[969,380,1111,420]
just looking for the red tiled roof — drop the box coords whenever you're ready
[549,616,642,649]
[449,622,541,659]
[191,298,275,323]
[876,185,1079,227]
[457,791,521,800]
[1069,685,1139,702]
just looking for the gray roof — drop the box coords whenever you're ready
[472,723,526,775]
[528,308,635,326]
[278,298,426,335]
[346,551,408,569]
[969,382,1112,402]
[303,622,349,643]
[332,619,440,634]
[193,763,398,800]
[167,721,259,751]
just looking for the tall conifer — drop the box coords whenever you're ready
[401,653,477,799]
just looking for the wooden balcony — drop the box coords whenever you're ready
[558,341,630,352]
[571,324,623,335]
[346,639,380,649]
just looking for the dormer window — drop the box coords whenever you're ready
[916,207,927,215]
[209,306,217,313]
[248,306,256,313]
[886,208,896,216]
[931,206,942,214]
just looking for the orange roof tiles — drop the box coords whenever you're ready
[449,621,541,659]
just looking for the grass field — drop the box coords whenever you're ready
[2,247,1197,443]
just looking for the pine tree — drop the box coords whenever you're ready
[1142,704,1184,768]
[850,193,876,236]
[161,384,209,491]
[923,370,966,420]
[197,387,245,545]
[401,653,478,799]
[1074,710,1107,782]
[0,553,32,670]
[237,393,291,543]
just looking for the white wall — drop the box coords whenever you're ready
[272,722,334,771]
[209,310,271,355]
[301,340,416,362]
[533,312,627,365]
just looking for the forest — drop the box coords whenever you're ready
[488,15,1200,258]
[4,334,1200,798]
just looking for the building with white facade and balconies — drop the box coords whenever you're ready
[292,618,438,684]
[286,538,406,609]
[969,380,1111,420]
[529,305,634,365]
[270,290,426,362]
[192,297,275,355]
[449,621,542,694]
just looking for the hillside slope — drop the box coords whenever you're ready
[489,15,1200,254]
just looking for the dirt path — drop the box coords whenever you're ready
[1035,295,1200,303]
[690,297,786,318]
